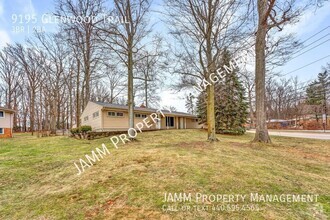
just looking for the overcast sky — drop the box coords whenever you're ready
[0,0,329,112]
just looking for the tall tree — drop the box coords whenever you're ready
[197,50,248,135]
[97,0,152,138]
[0,47,22,130]
[55,0,104,110]
[0,48,21,109]
[215,50,248,135]
[7,44,45,135]
[306,70,329,124]
[33,32,69,133]
[252,0,326,143]
[166,0,249,141]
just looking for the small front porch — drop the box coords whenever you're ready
[160,116,187,129]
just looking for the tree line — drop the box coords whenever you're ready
[0,0,328,143]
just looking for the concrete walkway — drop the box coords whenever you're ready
[246,129,330,140]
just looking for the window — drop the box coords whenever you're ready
[0,111,4,118]
[84,116,89,121]
[0,128,4,134]
[166,116,174,127]
[108,112,124,117]
[93,111,99,118]
[108,112,116,117]
[135,114,147,118]
[116,112,124,117]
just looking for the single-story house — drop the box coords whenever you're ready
[0,107,15,138]
[81,101,200,131]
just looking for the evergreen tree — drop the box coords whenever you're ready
[215,49,248,135]
[196,49,248,135]
[196,92,207,124]
[306,70,329,122]
[306,81,322,105]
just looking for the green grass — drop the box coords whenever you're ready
[0,130,329,219]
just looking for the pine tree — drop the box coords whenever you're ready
[215,49,248,135]
[306,70,329,122]
[196,49,248,135]
[306,81,322,105]
[196,92,207,124]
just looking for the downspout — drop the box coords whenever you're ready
[101,107,104,131]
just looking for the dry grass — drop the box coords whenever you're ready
[0,130,329,219]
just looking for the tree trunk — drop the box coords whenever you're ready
[207,84,217,141]
[30,91,35,136]
[253,0,271,143]
[145,73,148,108]
[206,34,217,142]
[128,40,135,138]
[76,59,81,127]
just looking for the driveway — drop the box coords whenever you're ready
[246,130,330,140]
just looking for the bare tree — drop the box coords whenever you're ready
[0,47,23,130]
[97,0,152,138]
[0,48,21,109]
[7,44,45,135]
[55,0,104,109]
[134,36,168,108]
[165,0,250,141]
[251,0,321,142]
[33,32,69,133]
[185,93,195,114]
[103,64,126,104]
[241,70,255,128]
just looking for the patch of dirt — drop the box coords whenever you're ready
[102,197,120,210]
[85,196,123,219]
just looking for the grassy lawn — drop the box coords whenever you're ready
[0,130,329,220]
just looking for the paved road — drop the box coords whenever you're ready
[247,130,330,140]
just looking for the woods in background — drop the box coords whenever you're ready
[0,0,329,142]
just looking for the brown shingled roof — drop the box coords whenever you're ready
[91,101,197,118]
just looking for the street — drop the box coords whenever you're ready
[246,130,330,140]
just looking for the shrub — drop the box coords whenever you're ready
[70,126,92,135]
[70,128,79,134]
[303,120,322,130]
[80,125,92,133]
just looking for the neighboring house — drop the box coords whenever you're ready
[267,119,293,129]
[81,101,200,131]
[0,107,15,138]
